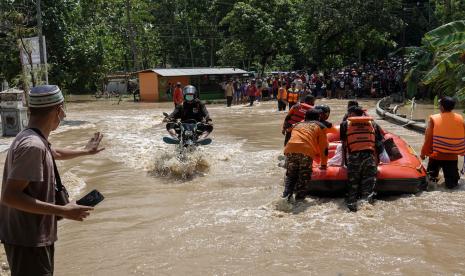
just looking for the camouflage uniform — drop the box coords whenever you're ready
[283,153,313,200]
[346,151,377,204]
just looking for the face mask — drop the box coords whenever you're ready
[185,95,194,101]
[57,105,66,125]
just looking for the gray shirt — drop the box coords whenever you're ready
[0,129,57,247]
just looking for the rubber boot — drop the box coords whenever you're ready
[282,175,297,201]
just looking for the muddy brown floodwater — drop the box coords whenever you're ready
[1,98,465,275]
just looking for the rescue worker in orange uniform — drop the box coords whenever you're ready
[286,82,300,109]
[173,82,183,107]
[282,109,329,201]
[421,96,465,189]
[282,95,315,146]
[340,106,385,212]
[277,81,288,111]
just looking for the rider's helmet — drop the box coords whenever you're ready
[314,104,330,115]
[183,85,197,102]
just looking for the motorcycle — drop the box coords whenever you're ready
[162,112,212,155]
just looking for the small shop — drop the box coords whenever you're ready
[138,67,248,102]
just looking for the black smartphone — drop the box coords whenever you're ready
[76,189,104,207]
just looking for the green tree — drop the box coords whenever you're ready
[220,0,297,76]
[405,20,465,99]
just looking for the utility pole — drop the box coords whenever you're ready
[36,0,48,84]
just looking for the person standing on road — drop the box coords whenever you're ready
[287,82,300,109]
[421,96,465,189]
[233,79,241,105]
[225,80,234,107]
[277,81,288,111]
[247,80,258,106]
[0,85,105,276]
[173,82,183,107]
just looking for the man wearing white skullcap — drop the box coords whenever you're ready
[0,85,105,276]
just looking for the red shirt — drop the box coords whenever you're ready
[247,84,257,97]
[173,87,183,105]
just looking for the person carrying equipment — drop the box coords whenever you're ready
[421,96,465,189]
[340,106,385,212]
[165,85,213,141]
[282,95,315,146]
[282,109,329,201]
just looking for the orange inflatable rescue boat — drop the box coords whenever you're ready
[307,126,427,195]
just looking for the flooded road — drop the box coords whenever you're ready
[1,98,465,275]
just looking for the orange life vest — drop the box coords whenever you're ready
[277,87,287,100]
[287,89,299,104]
[286,103,313,127]
[431,112,465,156]
[347,116,376,153]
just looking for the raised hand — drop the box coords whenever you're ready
[85,132,105,154]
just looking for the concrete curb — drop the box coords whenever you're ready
[376,97,426,134]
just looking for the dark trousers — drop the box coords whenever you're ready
[249,96,255,106]
[4,243,54,276]
[278,100,286,111]
[226,96,233,107]
[427,158,460,188]
[284,131,292,146]
[347,151,377,203]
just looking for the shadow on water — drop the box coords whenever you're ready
[62,120,91,127]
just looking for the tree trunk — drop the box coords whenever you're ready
[126,0,138,71]
[444,0,451,23]
[259,54,270,78]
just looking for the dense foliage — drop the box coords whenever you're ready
[0,0,463,93]
[406,20,465,99]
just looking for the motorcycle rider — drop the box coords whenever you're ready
[164,85,213,141]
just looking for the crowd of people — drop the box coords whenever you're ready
[221,58,405,108]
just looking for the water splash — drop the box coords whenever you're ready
[61,171,86,199]
[273,197,294,212]
[147,150,210,180]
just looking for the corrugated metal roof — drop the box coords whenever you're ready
[139,67,247,77]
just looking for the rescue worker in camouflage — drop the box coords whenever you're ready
[340,106,385,212]
[282,109,328,201]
